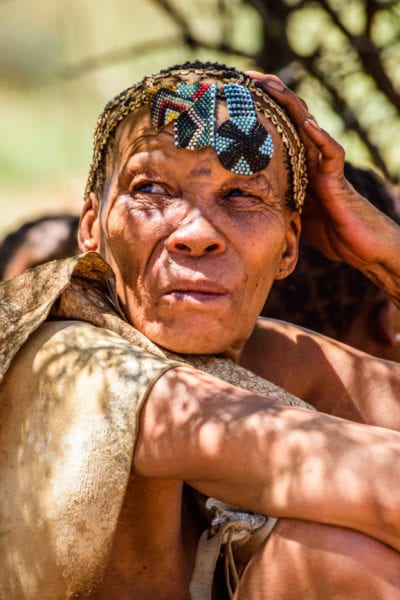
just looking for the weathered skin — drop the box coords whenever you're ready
[2,67,400,599]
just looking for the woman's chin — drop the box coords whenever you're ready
[146,329,234,357]
[149,329,247,360]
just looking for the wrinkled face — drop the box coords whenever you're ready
[80,103,300,359]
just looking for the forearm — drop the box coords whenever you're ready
[358,213,400,309]
[134,366,400,551]
[247,73,400,305]
[306,178,400,309]
[334,189,400,308]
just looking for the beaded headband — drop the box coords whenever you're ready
[85,62,308,211]
[150,82,274,176]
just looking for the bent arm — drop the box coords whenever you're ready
[247,72,400,308]
[134,365,400,552]
[296,123,400,307]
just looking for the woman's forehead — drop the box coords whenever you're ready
[115,103,287,176]
[86,66,307,210]
[112,109,289,205]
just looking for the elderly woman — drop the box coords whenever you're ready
[1,61,400,599]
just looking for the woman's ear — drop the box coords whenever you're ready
[78,192,101,253]
[275,212,301,280]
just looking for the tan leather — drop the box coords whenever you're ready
[0,320,175,598]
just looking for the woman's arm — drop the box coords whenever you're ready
[133,365,400,552]
[247,72,400,308]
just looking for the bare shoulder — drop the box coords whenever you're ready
[241,317,334,399]
[242,317,400,428]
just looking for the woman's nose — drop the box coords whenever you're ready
[165,211,226,257]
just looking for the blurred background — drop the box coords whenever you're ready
[1,0,399,236]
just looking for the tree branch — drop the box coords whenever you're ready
[150,0,195,39]
[317,0,400,110]
[60,35,254,81]
[303,55,391,179]
[60,36,182,79]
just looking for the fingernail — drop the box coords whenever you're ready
[264,80,286,92]
[305,117,321,131]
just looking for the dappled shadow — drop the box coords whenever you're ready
[139,361,400,553]
[2,315,400,596]
[0,319,173,597]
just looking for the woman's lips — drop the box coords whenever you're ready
[166,290,227,301]
[161,280,229,302]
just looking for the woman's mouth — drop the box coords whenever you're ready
[162,280,229,303]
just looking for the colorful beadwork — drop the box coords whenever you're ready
[151,83,217,150]
[150,81,273,176]
[85,62,308,211]
[215,84,274,175]
[151,88,193,130]
[175,83,217,150]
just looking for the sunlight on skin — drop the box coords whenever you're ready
[80,105,300,361]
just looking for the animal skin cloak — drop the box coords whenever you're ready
[0,252,310,598]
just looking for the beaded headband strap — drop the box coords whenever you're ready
[85,62,308,211]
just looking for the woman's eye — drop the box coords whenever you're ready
[134,182,165,194]
[222,187,264,210]
[226,188,247,198]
